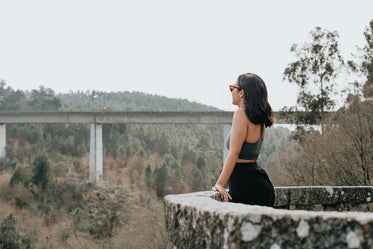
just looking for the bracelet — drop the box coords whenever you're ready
[215,184,223,189]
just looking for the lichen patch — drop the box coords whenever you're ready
[296,219,310,238]
[241,222,262,242]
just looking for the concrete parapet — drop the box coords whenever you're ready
[164,187,373,249]
[0,111,314,124]
[275,186,373,212]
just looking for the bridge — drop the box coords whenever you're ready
[0,111,313,184]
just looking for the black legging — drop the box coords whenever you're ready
[228,162,275,207]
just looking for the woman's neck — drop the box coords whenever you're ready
[237,100,245,109]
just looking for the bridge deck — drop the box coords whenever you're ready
[0,111,295,124]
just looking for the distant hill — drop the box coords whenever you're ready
[58,90,220,112]
[0,81,220,112]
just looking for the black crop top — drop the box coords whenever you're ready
[227,126,263,160]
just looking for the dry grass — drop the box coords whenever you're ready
[0,198,171,248]
[111,200,172,249]
[0,153,173,249]
[0,173,12,201]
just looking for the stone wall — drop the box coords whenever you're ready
[164,187,373,249]
[275,186,373,212]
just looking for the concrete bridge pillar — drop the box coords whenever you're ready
[223,124,231,163]
[89,123,103,184]
[0,124,5,158]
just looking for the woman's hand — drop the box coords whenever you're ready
[212,184,232,202]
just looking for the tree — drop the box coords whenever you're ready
[29,86,62,111]
[328,96,373,185]
[331,19,373,185]
[31,154,53,198]
[279,21,373,186]
[191,168,203,191]
[145,164,152,187]
[283,27,344,131]
[9,167,26,188]
[152,162,168,197]
[361,20,373,98]
[0,81,27,111]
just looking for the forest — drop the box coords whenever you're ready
[0,19,372,248]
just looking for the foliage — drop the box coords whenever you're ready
[69,207,85,235]
[59,225,71,245]
[0,80,27,111]
[191,168,204,191]
[31,154,52,194]
[0,83,61,112]
[149,159,170,197]
[58,90,219,112]
[145,164,152,187]
[0,157,18,171]
[275,98,373,187]
[8,154,87,224]
[346,20,373,99]
[361,20,373,98]
[69,186,130,239]
[258,125,293,167]
[323,20,373,185]
[0,213,32,249]
[9,167,26,188]
[283,26,344,131]
[29,86,62,111]
[276,20,373,186]
[328,96,373,185]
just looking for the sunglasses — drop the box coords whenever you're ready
[229,85,241,92]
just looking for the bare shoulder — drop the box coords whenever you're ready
[233,108,248,123]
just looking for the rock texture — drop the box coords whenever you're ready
[275,186,373,211]
[164,187,373,249]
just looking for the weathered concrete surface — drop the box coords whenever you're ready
[0,112,234,124]
[89,123,103,184]
[0,124,5,158]
[275,186,373,212]
[0,111,308,124]
[164,187,373,249]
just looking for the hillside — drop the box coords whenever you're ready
[0,81,219,112]
[59,90,220,112]
[0,83,291,248]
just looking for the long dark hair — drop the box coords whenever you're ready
[237,73,274,127]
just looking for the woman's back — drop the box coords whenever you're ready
[235,111,265,162]
[245,122,264,143]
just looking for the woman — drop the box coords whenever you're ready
[212,73,275,206]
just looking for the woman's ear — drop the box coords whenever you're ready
[239,89,244,98]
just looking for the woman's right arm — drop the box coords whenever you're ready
[213,109,247,201]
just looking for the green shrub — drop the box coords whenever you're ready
[31,154,52,194]
[0,213,32,249]
[59,225,71,244]
[0,157,18,171]
[15,196,28,209]
[9,167,26,188]
[69,208,90,234]
[69,186,130,239]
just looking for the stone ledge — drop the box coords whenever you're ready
[275,186,373,208]
[164,188,373,249]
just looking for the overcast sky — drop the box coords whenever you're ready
[0,0,372,111]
